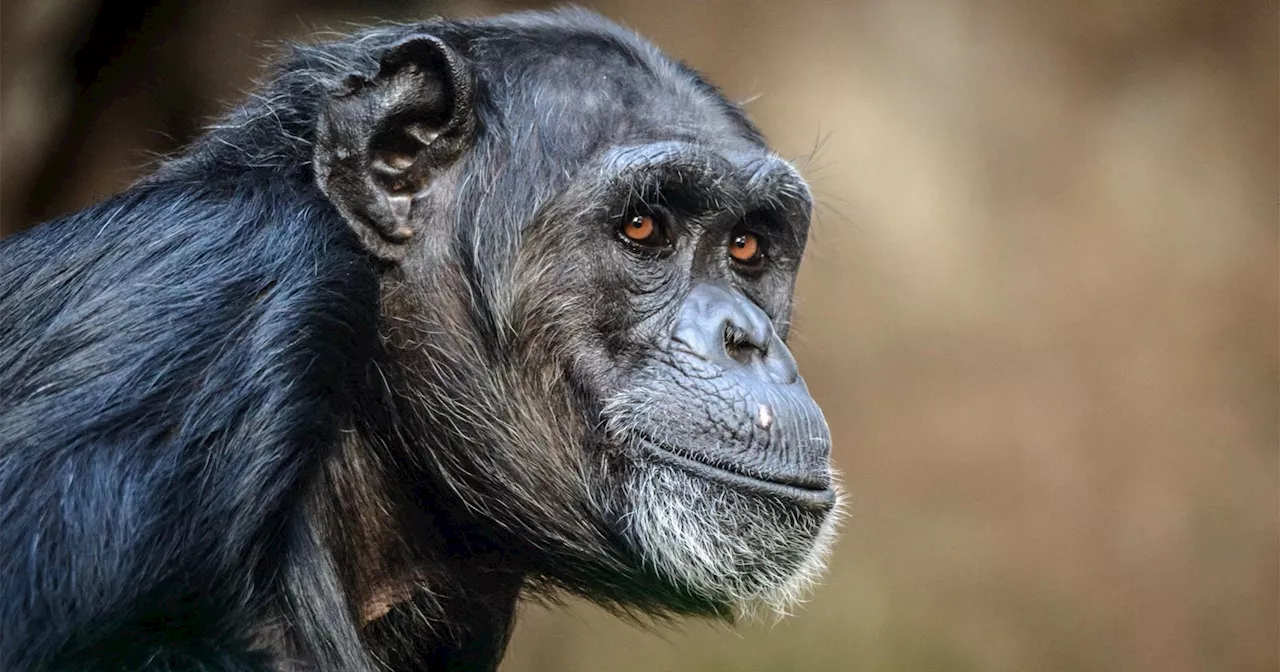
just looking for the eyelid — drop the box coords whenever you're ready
[632,200,676,229]
[739,207,803,255]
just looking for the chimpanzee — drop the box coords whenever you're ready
[0,8,840,672]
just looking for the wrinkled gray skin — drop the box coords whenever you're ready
[620,282,833,496]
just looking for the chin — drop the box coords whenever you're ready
[620,456,843,617]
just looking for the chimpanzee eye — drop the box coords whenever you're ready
[728,227,768,267]
[617,213,671,250]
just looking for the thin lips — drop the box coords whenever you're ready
[630,429,832,493]
[641,440,836,510]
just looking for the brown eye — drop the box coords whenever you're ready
[729,230,766,265]
[622,215,655,242]
[618,213,671,250]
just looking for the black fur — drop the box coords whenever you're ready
[0,8,835,672]
[0,173,379,670]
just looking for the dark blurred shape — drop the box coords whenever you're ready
[22,0,187,233]
[0,0,425,237]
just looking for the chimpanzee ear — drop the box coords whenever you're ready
[314,35,473,262]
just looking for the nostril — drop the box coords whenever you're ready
[723,322,764,365]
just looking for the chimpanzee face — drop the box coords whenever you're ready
[315,11,840,615]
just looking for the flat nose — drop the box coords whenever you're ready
[671,284,798,385]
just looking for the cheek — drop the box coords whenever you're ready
[590,262,685,363]
[507,262,634,397]
[734,274,797,330]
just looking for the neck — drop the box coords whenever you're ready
[361,568,524,672]
[317,426,526,671]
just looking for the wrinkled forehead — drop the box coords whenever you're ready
[469,31,764,162]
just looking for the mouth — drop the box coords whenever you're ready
[634,435,836,510]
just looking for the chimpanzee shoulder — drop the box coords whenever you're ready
[0,170,379,669]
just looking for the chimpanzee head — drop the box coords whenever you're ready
[311,9,841,617]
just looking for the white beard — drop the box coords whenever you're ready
[620,462,844,617]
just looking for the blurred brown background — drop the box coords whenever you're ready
[2,1,1276,670]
